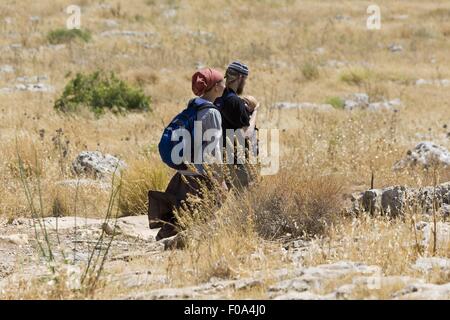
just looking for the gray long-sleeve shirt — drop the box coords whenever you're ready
[178,107,222,176]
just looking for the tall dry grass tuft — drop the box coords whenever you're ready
[251,170,344,241]
[165,171,267,285]
[165,166,343,285]
[118,156,171,216]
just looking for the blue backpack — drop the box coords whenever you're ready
[158,98,215,170]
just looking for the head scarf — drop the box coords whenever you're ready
[192,68,223,96]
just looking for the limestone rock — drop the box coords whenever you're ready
[72,151,126,179]
[413,257,450,273]
[388,44,403,52]
[344,93,402,111]
[393,142,450,170]
[0,234,28,246]
[394,282,450,299]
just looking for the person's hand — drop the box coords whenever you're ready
[243,95,260,112]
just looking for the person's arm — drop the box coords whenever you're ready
[221,96,251,129]
[196,109,225,185]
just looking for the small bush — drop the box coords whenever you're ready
[326,96,345,109]
[301,61,320,81]
[340,68,373,86]
[54,71,151,115]
[47,28,91,45]
[251,170,343,240]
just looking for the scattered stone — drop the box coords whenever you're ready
[104,19,119,28]
[14,83,54,93]
[0,234,28,246]
[0,65,14,73]
[269,262,380,295]
[335,14,351,21]
[352,181,450,216]
[326,60,347,68]
[72,151,126,179]
[415,79,450,87]
[344,93,369,110]
[47,44,66,51]
[273,102,333,111]
[100,30,156,38]
[393,282,450,299]
[414,257,450,273]
[163,9,177,18]
[393,14,408,20]
[393,142,450,170]
[0,88,13,94]
[388,43,403,52]
[314,47,326,55]
[344,93,403,111]
[367,98,402,111]
[186,31,215,44]
[110,215,158,242]
[418,222,450,250]
[273,291,331,300]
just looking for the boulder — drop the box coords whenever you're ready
[352,182,450,216]
[388,44,403,52]
[393,142,450,170]
[72,151,126,179]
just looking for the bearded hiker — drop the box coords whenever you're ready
[148,68,226,241]
[215,61,259,190]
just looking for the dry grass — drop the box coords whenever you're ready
[0,0,449,299]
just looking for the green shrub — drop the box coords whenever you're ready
[54,71,151,115]
[326,96,345,109]
[301,61,320,81]
[340,68,374,86]
[47,28,91,45]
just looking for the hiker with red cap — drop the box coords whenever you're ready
[149,68,226,242]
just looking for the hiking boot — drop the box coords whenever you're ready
[149,221,164,229]
[156,223,178,241]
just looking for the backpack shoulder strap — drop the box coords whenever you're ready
[197,101,216,112]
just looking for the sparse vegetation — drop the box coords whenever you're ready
[54,71,151,115]
[326,96,345,109]
[47,28,91,45]
[301,61,320,81]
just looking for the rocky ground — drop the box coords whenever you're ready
[0,212,448,300]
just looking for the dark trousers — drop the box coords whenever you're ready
[148,173,211,240]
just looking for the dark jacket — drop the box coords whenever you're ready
[215,88,253,150]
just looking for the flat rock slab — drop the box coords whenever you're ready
[114,216,158,242]
[13,215,158,241]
